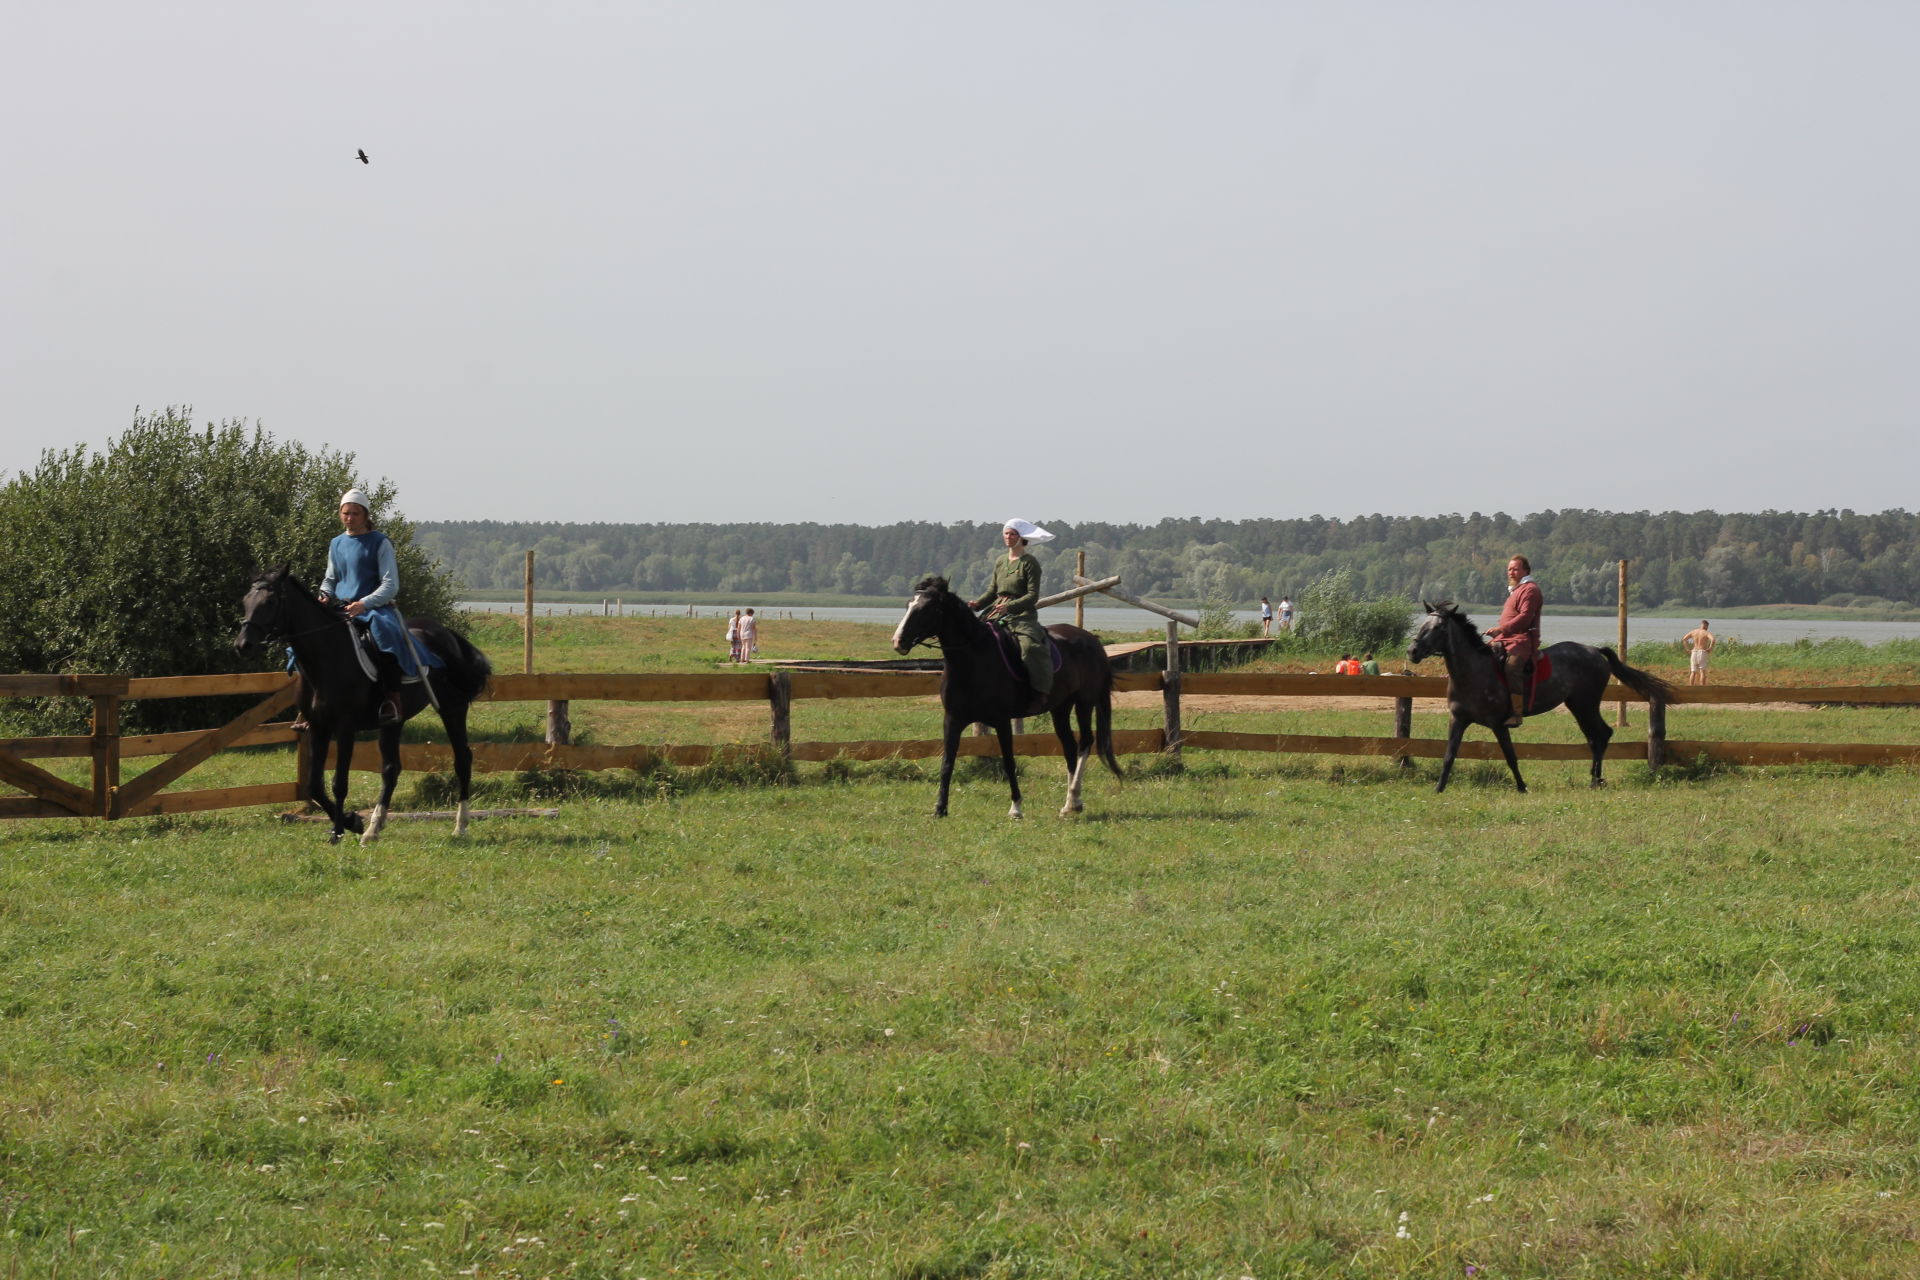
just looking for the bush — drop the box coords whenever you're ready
[0,408,461,732]
[1295,569,1413,656]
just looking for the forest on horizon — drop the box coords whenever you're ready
[416,508,1920,611]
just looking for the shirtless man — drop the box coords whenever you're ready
[1682,620,1715,686]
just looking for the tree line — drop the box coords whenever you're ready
[418,509,1920,610]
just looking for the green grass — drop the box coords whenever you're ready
[8,617,1920,1276]
[7,765,1920,1277]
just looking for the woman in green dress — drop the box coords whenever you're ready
[968,518,1054,696]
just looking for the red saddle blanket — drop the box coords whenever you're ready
[1496,653,1552,700]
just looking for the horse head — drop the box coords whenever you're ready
[1407,599,1466,665]
[892,575,961,654]
[233,564,325,655]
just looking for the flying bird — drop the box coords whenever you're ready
[356,149,369,164]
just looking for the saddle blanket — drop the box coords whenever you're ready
[1496,652,1552,697]
[988,621,1063,683]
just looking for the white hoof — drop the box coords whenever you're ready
[453,800,470,838]
[359,803,388,847]
[1008,802,1024,820]
[1060,802,1084,817]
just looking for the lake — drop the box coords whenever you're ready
[458,601,1920,646]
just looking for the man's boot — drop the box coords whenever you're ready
[376,656,404,726]
[1505,693,1525,727]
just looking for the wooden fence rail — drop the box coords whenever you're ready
[3,669,1919,822]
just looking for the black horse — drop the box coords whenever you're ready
[891,575,1120,818]
[1406,600,1677,793]
[235,566,492,844]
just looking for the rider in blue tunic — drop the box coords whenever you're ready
[318,487,431,726]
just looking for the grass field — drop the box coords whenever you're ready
[6,618,1920,1277]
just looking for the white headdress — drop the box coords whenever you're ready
[339,488,372,511]
[1003,518,1055,544]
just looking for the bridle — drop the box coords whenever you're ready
[896,591,942,652]
[240,577,349,648]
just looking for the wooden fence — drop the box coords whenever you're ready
[3,668,1919,822]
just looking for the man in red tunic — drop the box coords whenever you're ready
[1483,555,1542,726]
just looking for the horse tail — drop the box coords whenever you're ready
[1601,646,1677,709]
[1093,656,1122,779]
[416,620,493,701]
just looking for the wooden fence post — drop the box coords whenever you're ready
[1393,693,1413,770]
[523,551,535,675]
[1616,559,1630,727]
[1162,620,1182,757]
[90,694,120,817]
[1646,697,1667,770]
[1075,550,1086,630]
[769,671,792,758]
[546,700,571,746]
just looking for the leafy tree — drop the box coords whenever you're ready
[0,408,459,732]
[1295,569,1413,656]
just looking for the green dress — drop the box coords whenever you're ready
[970,552,1052,695]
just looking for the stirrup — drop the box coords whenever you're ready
[377,696,403,726]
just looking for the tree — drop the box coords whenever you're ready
[1295,569,1414,655]
[0,408,460,732]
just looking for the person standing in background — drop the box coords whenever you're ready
[1682,620,1715,685]
[740,608,759,659]
[1258,596,1274,637]
[726,610,742,663]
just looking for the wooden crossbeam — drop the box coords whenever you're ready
[0,748,93,814]
[111,682,300,818]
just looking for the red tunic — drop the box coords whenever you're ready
[1485,579,1542,665]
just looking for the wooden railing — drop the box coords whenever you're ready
[3,669,1919,821]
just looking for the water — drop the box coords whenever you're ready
[458,601,1920,646]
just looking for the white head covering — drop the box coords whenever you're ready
[338,488,373,512]
[1003,518,1055,544]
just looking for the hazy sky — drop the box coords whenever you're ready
[6,2,1915,525]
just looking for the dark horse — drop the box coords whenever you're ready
[891,575,1120,818]
[1407,600,1677,793]
[235,566,492,844]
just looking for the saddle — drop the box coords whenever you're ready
[344,616,383,682]
[1493,651,1552,705]
[987,620,1063,686]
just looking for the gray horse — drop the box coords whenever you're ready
[1407,601,1677,793]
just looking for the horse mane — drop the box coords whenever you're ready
[1424,599,1491,654]
[256,563,321,604]
[913,574,951,595]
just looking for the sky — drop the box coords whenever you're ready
[5,2,1916,526]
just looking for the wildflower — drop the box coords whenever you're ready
[1395,1210,1411,1240]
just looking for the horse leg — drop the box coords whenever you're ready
[935,712,963,817]
[305,726,348,841]
[1435,716,1469,793]
[1053,704,1084,816]
[330,729,365,842]
[997,721,1023,819]
[1490,723,1528,793]
[1568,699,1614,787]
[443,698,474,837]
[360,724,403,847]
